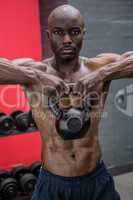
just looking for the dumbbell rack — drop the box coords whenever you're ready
[0,131,42,200]
[0,109,37,136]
[0,160,41,199]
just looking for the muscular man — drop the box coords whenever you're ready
[0,4,133,200]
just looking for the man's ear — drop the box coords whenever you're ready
[83,28,86,39]
[83,28,86,35]
[46,30,50,40]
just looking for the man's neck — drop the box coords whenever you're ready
[52,56,80,76]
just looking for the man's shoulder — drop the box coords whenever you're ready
[95,52,120,60]
[83,53,121,70]
[41,57,55,72]
[42,57,54,65]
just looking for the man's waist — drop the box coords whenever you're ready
[41,158,103,177]
[40,159,108,183]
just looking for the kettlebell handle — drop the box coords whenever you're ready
[48,97,62,118]
[48,82,92,117]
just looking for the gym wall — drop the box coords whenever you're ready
[68,0,133,167]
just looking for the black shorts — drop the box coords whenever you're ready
[31,161,120,200]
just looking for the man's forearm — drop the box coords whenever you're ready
[0,58,38,85]
[100,55,133,81]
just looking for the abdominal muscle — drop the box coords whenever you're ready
[33,107,103,177]
[42,138,102,177]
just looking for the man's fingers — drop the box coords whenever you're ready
[73,81,84,96]
[123,55,133,66]
[73,81,80,94]
[83,81,88,96]
[78,81,88,96]
[60,83,70,97]
[43,86,57,97]
[121,51,133,58]
[64,83,70,95]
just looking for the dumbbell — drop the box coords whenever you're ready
[12,165,37,195]
[30,162,41,177]
[0,170,18,200]
[0,112,14,132]
[28,110,37,129]
[10,110,30,131]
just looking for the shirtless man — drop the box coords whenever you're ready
[0,4,133,200]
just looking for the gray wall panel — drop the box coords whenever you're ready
[68,0,133,166]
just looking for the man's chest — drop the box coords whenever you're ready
[45,61,92,83]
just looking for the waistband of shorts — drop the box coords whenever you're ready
[40,160,109,182]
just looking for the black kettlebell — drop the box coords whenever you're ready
[48,94,91,140]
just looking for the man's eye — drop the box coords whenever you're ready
[53,30,59,35]
[53,30,63,35]
[71,30,81,35]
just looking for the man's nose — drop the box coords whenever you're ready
[63,34,72,45]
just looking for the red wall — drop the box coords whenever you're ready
[0,0,42,59]
[0,0,42,170]
[0,0,42,113]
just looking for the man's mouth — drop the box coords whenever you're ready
[62,49,73,53]
[61,47,75,54]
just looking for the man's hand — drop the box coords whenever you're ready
[73,51,133,95]
[121,51,133,59]
[11,58,70,96]
[73,70,103,96]
[35,71,70,98]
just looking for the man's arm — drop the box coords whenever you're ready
[86,53,121,70]
[0,58,41,84]
[87,52,133,90]
[99,52,133,81]
[74,52,133,93]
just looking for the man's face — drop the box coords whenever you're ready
[48,16,85,61]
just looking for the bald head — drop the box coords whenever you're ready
[48,5,85,28]
[47,5,85,61]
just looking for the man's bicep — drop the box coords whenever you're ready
[12,58,48,72]
[96,53,121,66]
[86,53,121,70]
[0,58,37,85]
[103,52,133,80]
[99,52,133,81]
